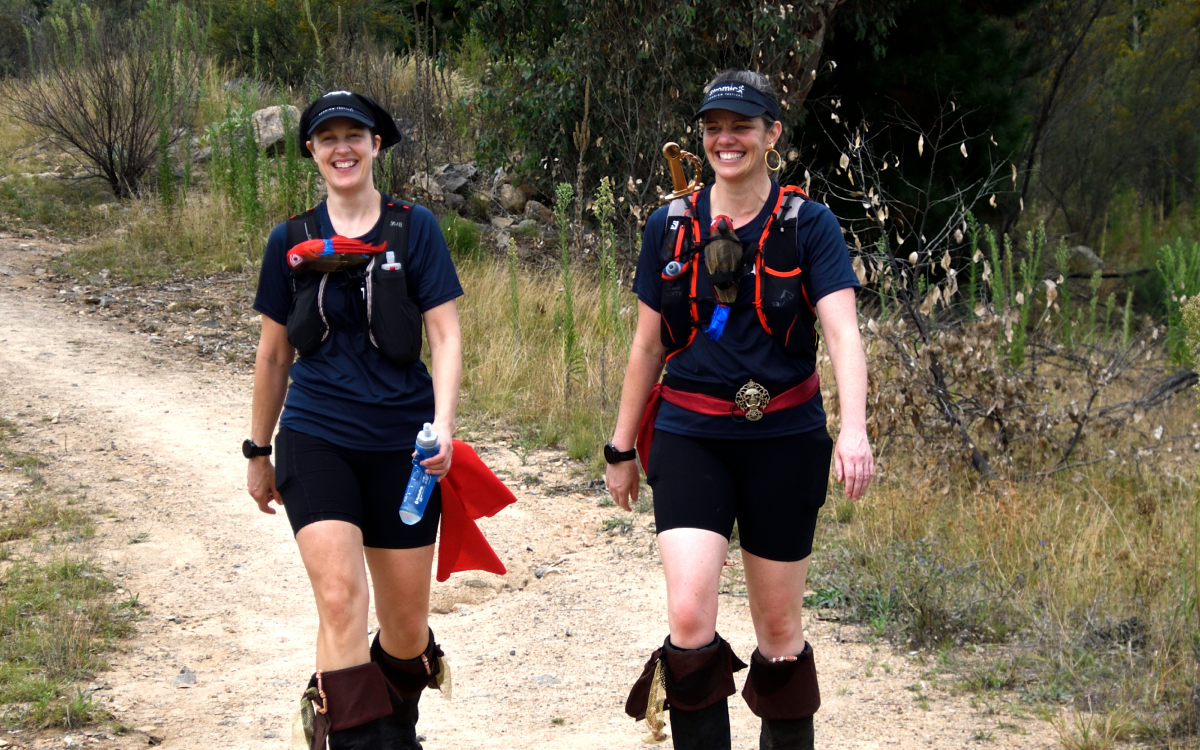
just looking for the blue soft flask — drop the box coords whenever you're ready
[399,423,440,525]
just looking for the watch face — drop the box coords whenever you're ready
[243,439,270,458]
[604,444,633,464]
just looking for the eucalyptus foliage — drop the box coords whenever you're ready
[474,0,908,205]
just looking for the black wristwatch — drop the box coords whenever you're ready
[242,439,272,458]
[604,443,637,464]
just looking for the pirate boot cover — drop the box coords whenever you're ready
[293,662,393,750]
[742,642,820,750]
[625,634,747,748]
[370,628,448,749]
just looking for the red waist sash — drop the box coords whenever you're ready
[635,372,821,474]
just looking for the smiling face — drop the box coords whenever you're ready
[702,109,783,187]
[306,118,382,195]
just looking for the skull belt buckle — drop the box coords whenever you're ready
[734,380,771,421]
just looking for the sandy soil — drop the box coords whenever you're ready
[0,236,1062,749]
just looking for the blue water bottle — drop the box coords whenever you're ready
[399,423,440,525]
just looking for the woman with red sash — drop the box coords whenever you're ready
[605,70,874,750]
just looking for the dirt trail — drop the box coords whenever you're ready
[0,238,1061,749]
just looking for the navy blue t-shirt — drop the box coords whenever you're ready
[633,182,859,439]
[253,195,463,451]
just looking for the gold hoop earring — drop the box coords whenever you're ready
[764,147,783,172]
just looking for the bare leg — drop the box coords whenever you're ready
[742,552,810,659]
[295,520,371,670]
[364,544,436,658]
[657,528,729,648]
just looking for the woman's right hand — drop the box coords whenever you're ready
[247,457,282,515]
[605,459,640,512]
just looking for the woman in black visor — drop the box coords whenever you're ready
[246,90,463,750]
[605,70,874,750]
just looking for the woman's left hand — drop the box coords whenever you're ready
[834,426,874,500]
[419,421,455,477]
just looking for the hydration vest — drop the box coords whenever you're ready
[285,202,423,365]
[659,185,817,361]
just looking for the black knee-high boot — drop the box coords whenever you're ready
[669,698,733,750]
[625,634,747,750]
[301,662,393,750]
[370,629,445,750]
[759,717,815,750]
[742,642,821,750]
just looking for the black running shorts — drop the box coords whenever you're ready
[646,428,833,561]
[275,426,441,549]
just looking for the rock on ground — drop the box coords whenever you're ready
[251,105,301,153]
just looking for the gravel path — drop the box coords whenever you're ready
[0,237,1061,749]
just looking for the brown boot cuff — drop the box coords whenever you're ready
[662,633,747,712]
[371,629,444,699]
[311,662,393,732]
[742,642,820,720]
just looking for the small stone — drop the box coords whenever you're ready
[491,217,515,230]
[524,200,553,223]
[515,219,538,233]
[440,174,469,194]
[410,172,444,199]
[172,667,196,688]
[499,183,526,213]
[444,193,466,212]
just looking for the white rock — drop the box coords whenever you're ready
[251,106,301,152]
[499,183,526,213]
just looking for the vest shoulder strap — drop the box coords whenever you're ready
[286,207,321,249]
[378,202,413,270]
[779,191,807,223]
[775,185,808,222]
[666,197,691,219]
[661,195,700,263]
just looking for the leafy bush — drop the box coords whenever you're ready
[0,11,30,78]
[439,212,480,264]
[1185,296,1200,370]
[473,0,906,208]
[207,0,413,86]
[1157,237,1200,365]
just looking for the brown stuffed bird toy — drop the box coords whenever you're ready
[704,215,744,304]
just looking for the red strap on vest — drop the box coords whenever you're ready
[635,371,821,474]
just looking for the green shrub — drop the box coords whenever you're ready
[439,213,481,264]
[472,0,904,203]
[207,0,413,85]
[1156,237,1200,365]
[1184,296,1200,372]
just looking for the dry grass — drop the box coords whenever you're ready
[457,257,636,460]
[57,192,257,284]
[810,374,1200,742]
[0,418,135,730]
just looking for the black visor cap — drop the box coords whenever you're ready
[693,82,780,122]
[299,91,402,158]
